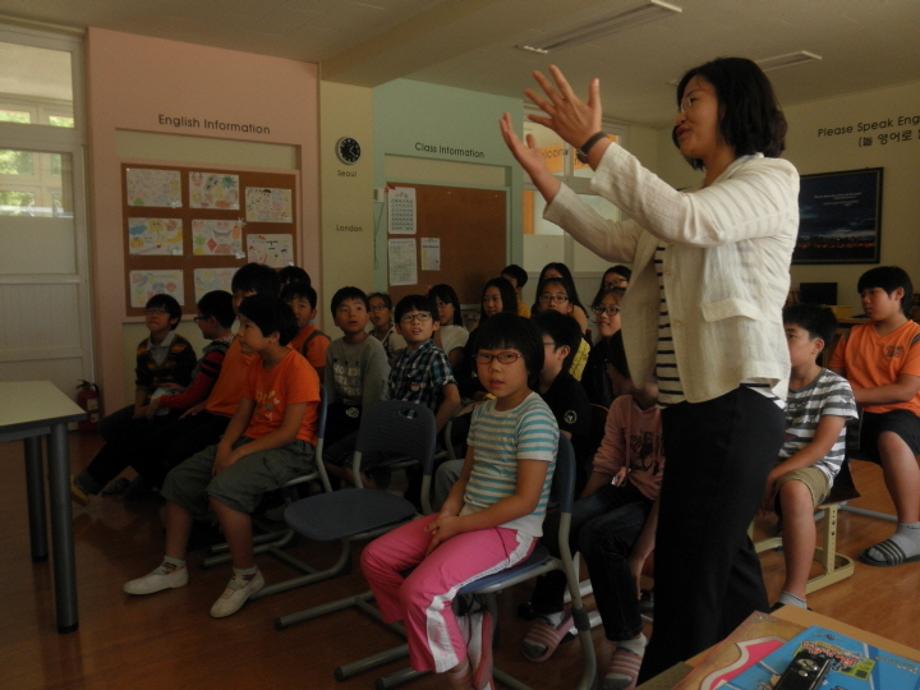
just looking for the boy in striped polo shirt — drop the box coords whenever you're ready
[762,304,857,610]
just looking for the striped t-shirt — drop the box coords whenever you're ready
[779,368,858,482]
[653,244,784,408]
[462,392,559,538]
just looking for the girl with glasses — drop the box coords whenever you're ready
[583,288,630,408]
[361,314,558,690]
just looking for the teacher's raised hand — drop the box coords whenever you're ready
[525,65,603,150]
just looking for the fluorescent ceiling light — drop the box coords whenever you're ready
[666,51,823,86]
[756,50,823,71]
[516,0,682,54]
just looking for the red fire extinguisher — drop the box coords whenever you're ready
[76,380,102,432]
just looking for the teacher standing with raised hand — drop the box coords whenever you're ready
[500,58,798,682]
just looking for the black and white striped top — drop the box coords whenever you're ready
[654,244,685,407]
[654,244,784,409]
[780,368,858,482]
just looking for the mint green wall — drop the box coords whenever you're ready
[373,79,524,288]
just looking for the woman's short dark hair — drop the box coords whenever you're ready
[475,312,544,390]
[674,57,787,170]
[428,283,463,325]
[480,276,518,321]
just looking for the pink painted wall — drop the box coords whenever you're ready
[86,27,319,406]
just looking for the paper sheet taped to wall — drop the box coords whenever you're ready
[420,237,440,271]
[388,238,417,286]
[387,187,417,235]
[129,269,184,307]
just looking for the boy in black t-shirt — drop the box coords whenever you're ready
[533,310,593,487]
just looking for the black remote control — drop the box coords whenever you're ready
[773,649,832,690]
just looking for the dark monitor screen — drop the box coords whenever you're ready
[799,282,838,305]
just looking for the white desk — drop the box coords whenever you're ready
[0,381,85,633]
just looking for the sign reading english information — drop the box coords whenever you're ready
[158,114,271,135]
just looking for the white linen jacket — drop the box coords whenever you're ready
[545,144,799,403]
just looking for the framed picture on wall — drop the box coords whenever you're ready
[793,167,883,264]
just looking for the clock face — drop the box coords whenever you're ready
[336,137,361,165]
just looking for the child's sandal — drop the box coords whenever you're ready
[520,607,574,662]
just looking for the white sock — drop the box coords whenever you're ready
[778,591,807,609]
[892,522,920,557]
[233,565,258,579]
[615,632,647,657]
[542,610,565,627]
[163,556,185,569]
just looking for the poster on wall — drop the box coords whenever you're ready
[247,233,293,267]
[387,186,417,235]
[794,167,883,264]
[420,237,441,271]
[192,219,244,256]
[129,269,184,308]
[189,171,240,210]
[193,267,236,303]
[125,168,182,208]
[388,238,417,286]
[127,217,183,255]
[245,187,293,223]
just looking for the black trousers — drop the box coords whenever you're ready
[84,411,230,490]
[638,386,784,682]
[531,483,651,641]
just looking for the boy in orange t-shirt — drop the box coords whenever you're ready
[124,295,321,617]
[283,279,330,379]
[829,266,920,567]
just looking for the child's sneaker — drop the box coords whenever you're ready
[123,562,188,595]
[209,569,265,618]
[70,475,90,506]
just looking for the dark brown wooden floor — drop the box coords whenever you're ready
[2,432,918,689]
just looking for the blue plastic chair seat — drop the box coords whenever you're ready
[284,488,417,542]
[458,544,553,594]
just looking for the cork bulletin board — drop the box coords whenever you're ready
[121,163,297,316]
[385,183,507,305]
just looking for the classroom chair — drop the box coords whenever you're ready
[373,436,597,690]
[753,459,860,594]
[202,389,333,571]
[258,399,437,614]
[837,414,897,524]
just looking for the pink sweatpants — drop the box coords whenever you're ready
[360,514,534,673]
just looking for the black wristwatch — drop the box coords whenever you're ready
[576,131,608,164]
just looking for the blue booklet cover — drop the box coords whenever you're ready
[723,625,920,689]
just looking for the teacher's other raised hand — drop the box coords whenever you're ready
[499,112,561,202]
[525,65,603,150]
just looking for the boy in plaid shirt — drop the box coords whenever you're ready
[388,294,461,431]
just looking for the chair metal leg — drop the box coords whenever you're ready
[375,666,427,689]
[202,527,296,568]
[336,643,409,681]
[838,504,897,523]
[252,540,351,601]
